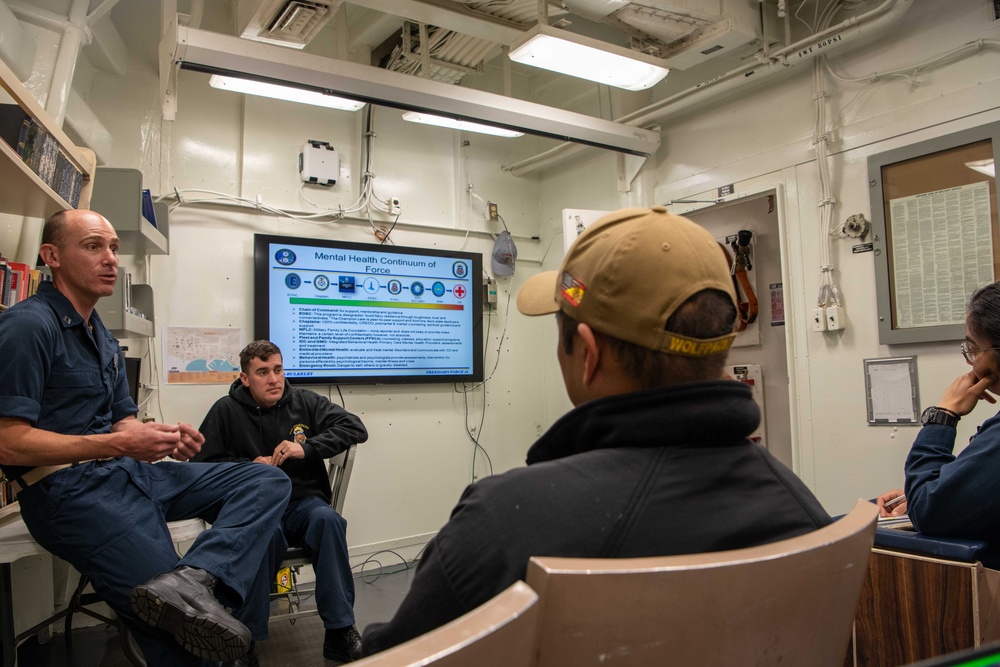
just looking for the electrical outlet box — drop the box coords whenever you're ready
[826,305,845,331]
[812,308,827,332]
[487,201,499,222]
[299,140,340,186]
[482,275,497,307]
[389,196,400,215]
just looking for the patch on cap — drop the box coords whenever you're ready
[560,272,586,307]
[665,332,736,358]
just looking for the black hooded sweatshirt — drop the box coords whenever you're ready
[196,379,368,504]
[362,380,831,655]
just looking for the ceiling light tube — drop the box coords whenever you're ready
[208,74,365,111]
[509,24,669,91]
[401,111,525,137]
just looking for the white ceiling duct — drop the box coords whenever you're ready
[559,0,760,69]
[613,5,712,44]
[236,0,340,48]
[557,0,630,22]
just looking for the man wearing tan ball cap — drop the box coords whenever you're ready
[361,206,831,656]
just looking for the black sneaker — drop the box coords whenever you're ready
[324,625,362,663]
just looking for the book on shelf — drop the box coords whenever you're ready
[141,189,157,228]
[0,256,11,308]
[54,149,83,208]
[5,113,87,208]
[0,103,31,154]
[0,479,13,507]
[5,263,20,306]
[8,261,31,303]
[32,130,60,189]
[27,268,41,297]
[0,255,46,308]
[20,121,39,165]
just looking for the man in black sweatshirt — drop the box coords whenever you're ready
[196,340,368,664]
[361,207,832,656]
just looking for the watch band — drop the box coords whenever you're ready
[921,406,960,428]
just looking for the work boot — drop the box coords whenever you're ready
[223,640,260,667]
[323,624,362,663]
[130,566,251,662]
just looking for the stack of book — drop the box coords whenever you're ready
[0,103,84,208]
[0,247,48,507]
[0,252,49,309]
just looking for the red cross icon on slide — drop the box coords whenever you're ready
[453,284,467,299]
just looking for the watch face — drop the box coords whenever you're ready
[921,407,956,427]
[920,407,937,425]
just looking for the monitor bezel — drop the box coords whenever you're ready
[253,233,484,386]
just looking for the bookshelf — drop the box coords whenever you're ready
[0,58,95,219]
[90,168,169,255]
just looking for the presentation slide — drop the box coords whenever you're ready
[263,240,478,379]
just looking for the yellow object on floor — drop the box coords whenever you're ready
[276,566,292,594]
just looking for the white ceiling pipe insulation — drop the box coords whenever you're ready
[44,0,91,126]
[502,0,914,175]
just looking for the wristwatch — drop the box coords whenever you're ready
[920,406,960,428]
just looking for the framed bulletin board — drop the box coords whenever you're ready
[869,122,1000,345]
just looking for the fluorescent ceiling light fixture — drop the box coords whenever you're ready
[508,24,669,92]
[965,159,996,178]
[401,111,525,138]
[165,26,660,156]
[208,74,365,111]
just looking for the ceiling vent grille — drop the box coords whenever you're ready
[238,0,338,48]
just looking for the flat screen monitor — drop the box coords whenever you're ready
[124,356,141,405]
[254,233,484,385]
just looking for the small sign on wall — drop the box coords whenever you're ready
[727,363,766,447]
[561,208,610,254]
[770,283,784,326]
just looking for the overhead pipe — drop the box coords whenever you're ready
[44,0,90,126]
[5,0,77,35]
[503,0,913,175]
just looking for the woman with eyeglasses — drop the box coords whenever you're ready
[876,282,1000,554]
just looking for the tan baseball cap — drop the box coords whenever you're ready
[517,206,738,357]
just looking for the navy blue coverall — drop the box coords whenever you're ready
[0,282,291,666]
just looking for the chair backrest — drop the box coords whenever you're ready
[525,498,879,667]
[329,444,357,515]
[275,444,357,570]
[352,581,539,667]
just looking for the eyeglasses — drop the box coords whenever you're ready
[961,341,1000,364]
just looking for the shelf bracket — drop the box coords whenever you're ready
[159,17,182,121]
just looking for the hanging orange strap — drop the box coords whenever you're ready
[718,231,758,332]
